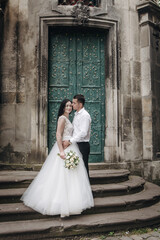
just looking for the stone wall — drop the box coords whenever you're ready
[0,0,39,165]
[0,0,160,181]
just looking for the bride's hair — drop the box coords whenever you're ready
[57,99,72,119]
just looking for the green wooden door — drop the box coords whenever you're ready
[48,27,106,162]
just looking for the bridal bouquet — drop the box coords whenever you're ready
[60,150,80,169]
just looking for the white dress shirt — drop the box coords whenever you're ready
[70,107,91,143]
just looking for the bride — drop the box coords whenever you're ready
[21,99,94,217]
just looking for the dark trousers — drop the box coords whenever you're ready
[77,142,90,177]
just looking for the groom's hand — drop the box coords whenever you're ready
[62,140,70,149]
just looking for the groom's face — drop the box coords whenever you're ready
[72,99,81,111]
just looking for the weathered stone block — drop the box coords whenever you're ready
[16,92,26,103]
[140,25,150,48]
[141,61,151,96]
[131,45,141,62]
[17,77,25,92]
[133,121,142,130]
[143,131,152,140]
[139,12,149,25]
[132,96,142,109]
[0,92,16,104]
[123,108,131,120]
[131,77,141,94]
[123,141,142,161]
[129,0,141,10]
[143,117,152,129]
[124,118,131,128]
[144,138,152,147]
[131,61,141,78]
[104,146,118,162]
[122,127,132,141]
[132,108,142,122]
[15,104,29,141]
[133,125,142,139]
[0,105,16,146]
[0,129,15,148]
[0,105,15,130]
[123,95,131,109]
[142,97,152,117]
[141,46,150,62]
[121,61,131,94]
[143,161,160,181]
[129,11,140,46]
[105,127,118,147]
[1,75,16,92]
[115,0,129,10]
[143,146,152,160]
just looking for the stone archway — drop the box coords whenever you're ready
[39,16,119,163]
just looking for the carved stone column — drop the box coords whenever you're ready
[137,0,160,178]
[0,1,5,104]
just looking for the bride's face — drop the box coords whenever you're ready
[64,101,72,114]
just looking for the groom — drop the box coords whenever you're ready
[63,94,91,177]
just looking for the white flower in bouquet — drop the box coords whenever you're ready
[64,150,80,170]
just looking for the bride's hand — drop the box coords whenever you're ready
[60,151,66,159]
[62,140,70,149]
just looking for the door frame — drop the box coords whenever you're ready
[38,16,120,163]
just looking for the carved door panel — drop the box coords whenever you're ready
[48,27,105,162]
[76,31,105,162]
[48,29,76,151]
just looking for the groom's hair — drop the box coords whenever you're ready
[73,94,85,106]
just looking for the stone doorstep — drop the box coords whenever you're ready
[0,170,131,189]
[1,202,160,240]
[89,162,128,170]
[0,171,38,184]
[0,176,145,198]
[0,182,160,219]
[0,177,147,204]
[0,169,130,182]
[92,176,145,194]
[90,169,130,178]
[0,163,127,171]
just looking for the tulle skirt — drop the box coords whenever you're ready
[21,142,94,217]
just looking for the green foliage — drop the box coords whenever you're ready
[108,231,115,236]
[100,235,106,240]
[129,228,152,235]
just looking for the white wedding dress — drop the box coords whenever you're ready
[21,115,94,217]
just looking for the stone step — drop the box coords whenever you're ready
[0,202,51,222]
[0,188,26,204]
[0,162,125,171]
[0,176,145,204]
[0,182,159,221]
[92,176,145,197]
[0,169,130,189]
[0,171,37,189]
[91,182,160,214]
[0,202,160,240]
[89,162,128,170]
[90,169,130,184]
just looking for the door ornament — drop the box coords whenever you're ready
[71,0,90,25]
